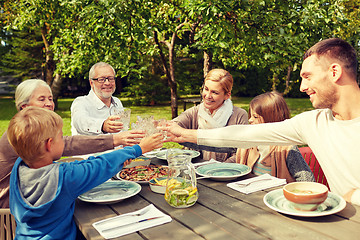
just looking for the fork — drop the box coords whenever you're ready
[122,207,150,218]
[235,178,272,187]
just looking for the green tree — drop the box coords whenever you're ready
[185,0,350,95]
[0,28,43,80]
[1,0,356,109]
[1,0,73,103]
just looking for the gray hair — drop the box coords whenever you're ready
[15,79,51,111]
[89,62,116,80]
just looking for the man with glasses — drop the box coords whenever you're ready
[71,62,130,136]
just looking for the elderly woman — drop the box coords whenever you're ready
[173,69,248,162]
[0,79,145,208]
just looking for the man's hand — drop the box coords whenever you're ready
[102,115,124,133]
[139,133,164,153]
[113,130,146,146]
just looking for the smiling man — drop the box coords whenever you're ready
[71,62,126,135]
[164,38,360,205]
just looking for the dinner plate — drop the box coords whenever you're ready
[114,172,149,184]
[195,163,251,181]
[115,165,168,184]
[263,189,346,217]
[78,180,141,204]
[155,149,200,160]
[142,149,164,158]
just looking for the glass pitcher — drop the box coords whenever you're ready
[164,149,199,208]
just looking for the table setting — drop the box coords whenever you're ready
[78,180,141,204]
[92,204,172,239]
[227,173,286,194]
[55,112,355,239]
[74,147,356,240]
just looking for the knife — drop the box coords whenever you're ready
[102,216,164,232]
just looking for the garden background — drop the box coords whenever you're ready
[0,0,359,137]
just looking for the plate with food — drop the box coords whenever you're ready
[116,165,168,184]
[78,180,141,204]
[155,149,200,160]
[124,156,151,168]
[195,163,251,181]
[263,189,346,217]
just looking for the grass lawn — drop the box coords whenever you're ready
[0,95,314,137]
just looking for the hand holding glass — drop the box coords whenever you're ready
[110,107,131,131]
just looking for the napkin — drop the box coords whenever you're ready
[92,204,172,239]
[227,174,286,194]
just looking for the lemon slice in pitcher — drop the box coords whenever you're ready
[171,189,189,196]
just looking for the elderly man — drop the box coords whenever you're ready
[71,62,125,135]
[164,38,360,206]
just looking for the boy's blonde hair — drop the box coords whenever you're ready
[7,107,63,162]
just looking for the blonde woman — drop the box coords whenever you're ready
[173,69,248,162]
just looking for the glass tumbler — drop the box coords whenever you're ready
[110,107,131,131]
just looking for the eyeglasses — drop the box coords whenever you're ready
[91,76,116,83]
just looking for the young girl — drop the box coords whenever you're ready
[227,91,314,183]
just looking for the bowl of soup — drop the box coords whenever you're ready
[283,182,328,211]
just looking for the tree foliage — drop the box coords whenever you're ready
[1,0,358,111]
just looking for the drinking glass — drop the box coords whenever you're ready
[110,107,131,131]
[131,116,166,137]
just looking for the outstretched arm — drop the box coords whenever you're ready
[113,130,146,147]
[162,122,197,143]
[139,133,164,153]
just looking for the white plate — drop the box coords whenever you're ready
[263,189,346,217]
[155,149,200,160]
[115,165,168,184]
[195,163,251,181]
[142,149,164,158]
[78,180,141,204]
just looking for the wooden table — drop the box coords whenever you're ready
[182,98,201,111]
[74,158,360,240]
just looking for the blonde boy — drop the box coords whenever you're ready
[8,107,163,239]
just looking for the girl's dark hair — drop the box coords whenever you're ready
[249,91,290,123]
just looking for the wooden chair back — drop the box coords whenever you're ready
[0,208,16,240]
[299,147,329,188]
